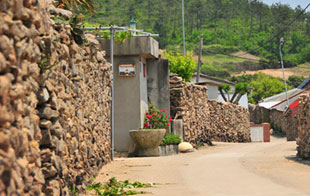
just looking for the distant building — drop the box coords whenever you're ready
[258,78,310,115]
[192,73,249,109]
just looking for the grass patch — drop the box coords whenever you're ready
[296,63,310,71]
[202,54,246,65]
[86,177,151,196]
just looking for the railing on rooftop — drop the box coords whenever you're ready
[82,26,159,37]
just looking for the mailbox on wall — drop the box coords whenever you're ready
[119,63,135,76]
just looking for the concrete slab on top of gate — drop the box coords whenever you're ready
[98,37,159,58]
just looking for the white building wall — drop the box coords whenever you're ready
[207,85,219,100]
[218,93,249,109]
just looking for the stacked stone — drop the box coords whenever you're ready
[297,92,310,159]
[248,104,271,124]
[0,0,112,195]
[249,104,298,141]
[170,74,251,145]
[208,100,251,142]
[170,74,212,146]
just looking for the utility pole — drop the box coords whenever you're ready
[196,35,203,83]
[279,37,290,109]
[182,0,186,56]
[110,25,115,160]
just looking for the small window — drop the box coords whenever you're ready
[143,64,146,78]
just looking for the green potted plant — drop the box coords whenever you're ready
[129,103,171,157]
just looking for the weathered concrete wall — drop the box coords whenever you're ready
[249,104,298,141]
[297,92,310,159]
[98,37,159,58]
[99,38,160,153]
[170,74,250,146]
[112,56,143,152]
[147,58,170,117]
[0,1,112,195]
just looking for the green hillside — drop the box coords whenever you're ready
[81,0,310,71]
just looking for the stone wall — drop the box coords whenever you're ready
[170,74,250,146]
[297,92,310,159]
[208,100,251,142]
[249,104,298,141]
[0,1,112,195]
[170,74,212,145]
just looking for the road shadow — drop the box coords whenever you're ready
[271,133,286,139]
[286,155,310,166]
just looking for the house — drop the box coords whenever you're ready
[192,73,249,109]
[99,37,170,153]
[258,78,310,115]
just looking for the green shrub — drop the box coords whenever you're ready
[165,52,196,82]
[287,75,306,88]
[228,73,293,104]
[283,53,303,67]
[161,134,182,146]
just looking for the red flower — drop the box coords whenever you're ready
[169,119,172,122]
[144,123,149,128]
[165,114,168,118]
[167,123,170,127]
[147,115,152,119]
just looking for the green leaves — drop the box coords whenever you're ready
[219,83,231,91]
[235,82,249,95]
[51,15,85,45]
[161,134,182,146]
[86,177,148,196]
[250,73,292,103]
[56,0,95,14]
[165,52,196,82]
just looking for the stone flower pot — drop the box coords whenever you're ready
[129,129,166,157]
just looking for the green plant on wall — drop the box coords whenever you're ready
[38,55,56,74]
[56,0,95,14]
[51,15,85,45]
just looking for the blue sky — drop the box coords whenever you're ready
[261,0,309,9]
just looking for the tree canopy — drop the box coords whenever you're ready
[82,0,310,66]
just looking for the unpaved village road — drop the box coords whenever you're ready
[92,137,310,196]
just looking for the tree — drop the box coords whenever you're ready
[82,0,310,66]
[219,82,250,104]
[165,52,196,82]
[250,73,292,103]
[287,75,306,88]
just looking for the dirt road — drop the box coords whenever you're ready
[92,137,310,196]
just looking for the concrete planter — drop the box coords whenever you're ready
[129,129,166,157]
[159,145,178,156]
